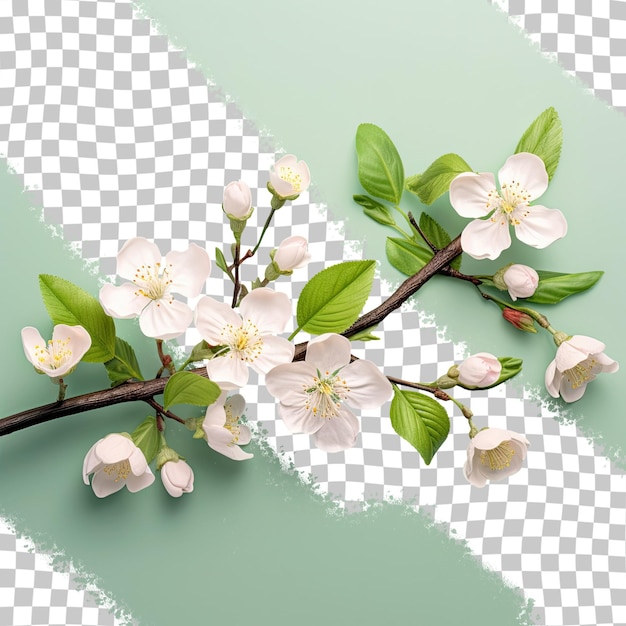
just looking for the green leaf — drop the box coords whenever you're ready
[418,213,462,271]
[39,274,116,363]
[297,260,376,335]
[348,325,380,342]
[514,107,562,181]
[385,237,433,276]
[526,270,603,304]
[187,339,224,363]
[353,194,396,227]
[163,371,221,411]
[389,387,450,465]
[405,153,472,205]
[131,417,160,465]
[104,337,144,386]
[356,124,405,204]
[215,247,233,279]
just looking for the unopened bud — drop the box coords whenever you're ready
[502,307,537,333]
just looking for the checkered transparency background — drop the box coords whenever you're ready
[0,1,625,625]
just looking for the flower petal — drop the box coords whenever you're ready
[239,288,292,334]
[567,335,607,356]
[313,407,360,453]
[126,468,155,493]
[99,282,149,319]
[278,402,324,435]
[449,172,497,218]
[21,326,47,369]
[498,152,548,200]
[115,237,162,282]
[204,393,228,429]
[464,456,487,488]
[82,440,103,483]
[559,379,588,403]
[544,359,561,398]
[95,434,136,464]
[166,244,211,298]
[342,360,393,409]
[238,424,252,446]
[206,426,253,460]
[305,333,351,373]
[139,299,193,340]
[555,341,593,372]
[461,216,511,260]
[251,335,295,375]
[513,205,567,249]
[265,362,316,405]
[226,394,246,420]
[127,447,148,477]
[205,354,249,389]
[91,471,128,498]
[195,296,242,344]
[472,427,511,451]
[596,352,619,374]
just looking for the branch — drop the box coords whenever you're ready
[1,236,463,436]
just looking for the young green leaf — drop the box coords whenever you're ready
[405,153,472,205]
[386,237,433,276]
[104,337,145,386]
[188,339,223,363]
[525,270,603,304]
[39,274,116,363]
[215,247,234,279]
[353,194,396,227]
[514,107,562,181]
[348,326,380,342]
[163,371,221,411]
[131,416,160,465]
[389,387,450,465]
[418,212,451,250]
[297,260,376,334]
[356,124,405,204]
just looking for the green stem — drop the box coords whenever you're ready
[391,223,415,240]
[231,238,241,308]
[251,208,277,256]
[393,205,416,234]
[287,326,302,342]
[57,379,67,402]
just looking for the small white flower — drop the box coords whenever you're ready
[265,333,393,453]
[456,353,501,388]
[195,288,294,389]
[502,264,539,301]
[545,334,619,402]
[203,393,253,461]
[21,324,91,379]
[449,152,567,260]
[99,237,211,340]
[223,180,253,219]
[83,433,155,498]
[464,427,529,488]
[160,460,194,497]
[269,154,311,198]
[273,236,311,272]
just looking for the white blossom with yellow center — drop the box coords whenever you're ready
[545,334,619,402]
[464,427,530,488]
[83,433,154,498]
[266,333,393,453]
[21,323,91,379]
[269,154,311,198]
[203,393,253,461]
[99,237,211,340]
[195,288,295,390]
[449,152,568,260]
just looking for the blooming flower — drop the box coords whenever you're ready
[195,288,294,389]
[273,236,311,272]
[269,154,311,198]
[455,353,501,388]
[223,180,253,220]
[545,334,619,402]
[449,152,567,260]
[502,264,539,301]
[160,460,194,497]
[99,237,211,340]
[265,333,393,453]
[464,427,530,488]
[83,433,155,498]
[21,324,91,379]
[203,393,253,461]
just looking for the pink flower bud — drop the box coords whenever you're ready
[456,353,501,388]
[223,180,252,219]
[273,236,311,272]
[502,308,537,333]
[502,264,539,301]
[160,459,194,497]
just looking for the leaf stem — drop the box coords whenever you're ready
[145,398,186,425]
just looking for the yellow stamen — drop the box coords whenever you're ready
[479,441,515,470]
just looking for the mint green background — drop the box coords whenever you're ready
[1,0,625,624]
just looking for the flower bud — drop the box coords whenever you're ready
[273,236,311,272]
[160,459,194,498]
[502,307,537,333]
[223,180,253,220]
[456,353,501,388]
[497,263,539,301]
